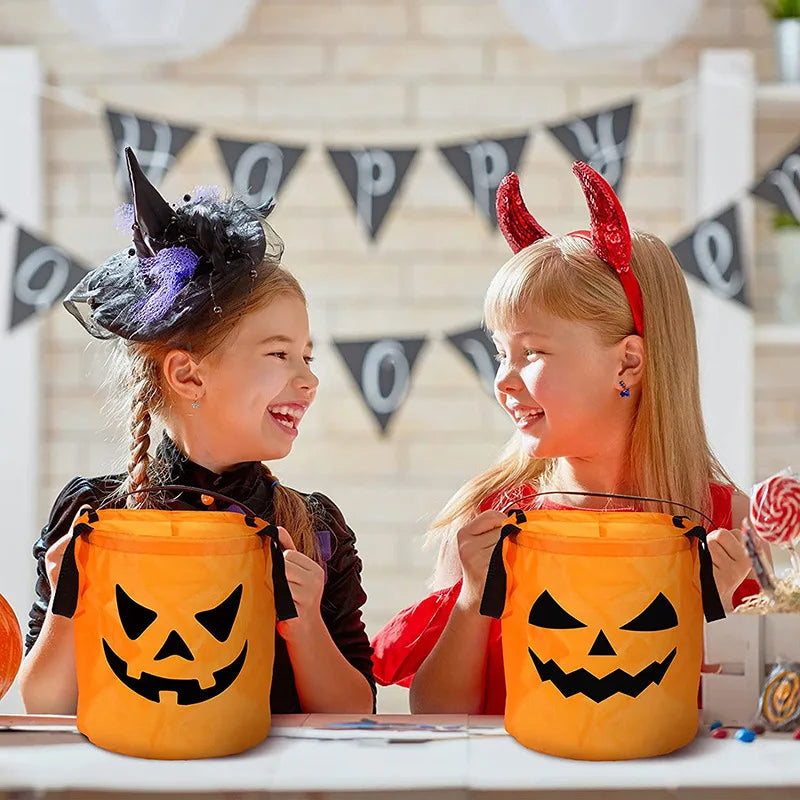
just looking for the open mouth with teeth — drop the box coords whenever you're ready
[512,408,545,426]
[267,404,305,433]
[529,647,677,703]
[102,639,248,705]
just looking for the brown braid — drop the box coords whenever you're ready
[123,367,155,509]
[262,464,320,562]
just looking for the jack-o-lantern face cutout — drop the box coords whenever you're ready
[102,583,247,705]
[527,590,678,703]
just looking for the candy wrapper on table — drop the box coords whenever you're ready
[51,485,297,759]
[702,469,800,729]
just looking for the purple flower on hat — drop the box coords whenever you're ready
[114,203,135,232]
[133,246,201,325]
[190,185,222,204]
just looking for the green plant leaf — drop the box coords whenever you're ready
[764,0,800,19]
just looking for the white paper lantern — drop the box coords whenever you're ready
[498,0,702,61]
[50,0,259,63]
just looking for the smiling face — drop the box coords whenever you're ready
[492,307,635,461]
[527,590,679,703]
[103,583,247,705]
[167,292,318,468]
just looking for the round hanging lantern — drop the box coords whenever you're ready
[498,0,702,61]
[50,0,259,63]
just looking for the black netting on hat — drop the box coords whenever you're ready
[63,148,284,342]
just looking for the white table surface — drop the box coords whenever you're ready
[1,714,799,796]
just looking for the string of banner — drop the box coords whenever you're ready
[1,81,799,435]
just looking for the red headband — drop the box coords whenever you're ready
[495,161,644,337]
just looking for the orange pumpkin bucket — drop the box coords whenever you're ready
[53,486,296,760]
[480,497,726,761]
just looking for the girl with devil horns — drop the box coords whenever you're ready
[371,162,768,714]
[20,149,375,715]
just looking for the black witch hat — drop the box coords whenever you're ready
[63,147,283,341]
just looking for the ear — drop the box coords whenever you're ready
[162,349,203,403]
[616,335,645,389]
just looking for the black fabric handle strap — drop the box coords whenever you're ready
[681,522,726,622]
[51,522,92,618]
[479,510,526,619]
[262,525,298,622]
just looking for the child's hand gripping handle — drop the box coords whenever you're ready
[479,509,527,619]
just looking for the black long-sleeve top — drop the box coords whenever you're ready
[26,433,376,713]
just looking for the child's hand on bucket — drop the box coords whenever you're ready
[707,526,754,610]
[45,505,92,593]
[276,526,326,641]
[456,510,508,609]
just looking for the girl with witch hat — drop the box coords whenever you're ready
[371,162,768,714]
[20,148,375,715]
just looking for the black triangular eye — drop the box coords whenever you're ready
[116,584,157,640]
[195,584,243,642]
[620,592,678,631]
[528,590,587,629]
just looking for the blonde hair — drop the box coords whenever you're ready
[430,231,735,558]
[112,263,321,562]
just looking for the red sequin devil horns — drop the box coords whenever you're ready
[495,162,645,336]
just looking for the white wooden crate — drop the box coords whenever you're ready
[702,614,800,726]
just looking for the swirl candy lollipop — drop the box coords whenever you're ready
[758,662,800,732]
[750,469,800,577]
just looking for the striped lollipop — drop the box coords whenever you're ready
[750,469,800,547]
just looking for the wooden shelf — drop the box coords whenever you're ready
[755,323,800,345]
[756,82,800,114]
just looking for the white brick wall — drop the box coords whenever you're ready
[1,0,797,713]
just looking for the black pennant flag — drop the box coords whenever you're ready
[327,147,417,240]
[671,204,749,307]
[9,228,88,330]
[439,133,529,228]
[751,137,800,222]
[105,109,197,202]
[547,102,636,196]
[446,326,498,395]
[216,137,306,207]
[333,337,427,435]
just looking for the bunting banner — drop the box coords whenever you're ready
[445,326,499,395]
[333,337,427,434]
[751,137,800,222]
[216,137,306,208]
[8,228,88,331]
[105,109,197,202]
[327,147,417,240]
[439,133,529,228]
[546,102,636,196]
[5,82,787,431]
[671,204,749,307]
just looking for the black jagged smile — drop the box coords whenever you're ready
[528,646,677,703]
[102,639,247,705]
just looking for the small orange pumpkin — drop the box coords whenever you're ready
[0,592,22,700]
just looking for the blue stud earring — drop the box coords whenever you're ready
[191,399,200,409]
[618,380,630,398]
